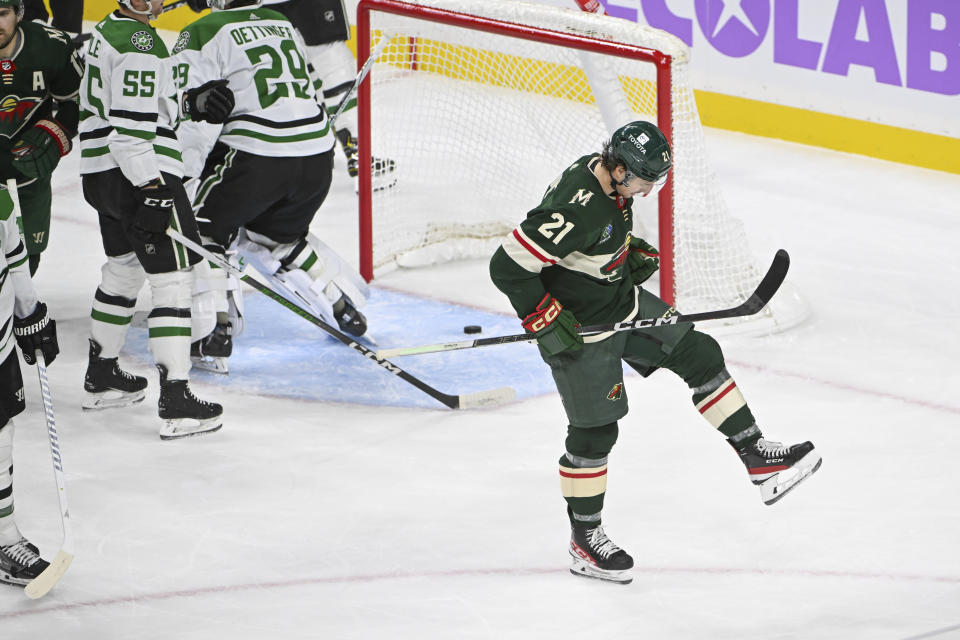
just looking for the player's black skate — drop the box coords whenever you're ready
[569,517,634,584]
[0,537,49,587]
[732,437,822,505]
[190,321,233,374]
[333,296,367,337]
[83,339,148,410]
[157,365,223,440]
[336,128,396,192]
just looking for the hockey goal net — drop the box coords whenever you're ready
[356,0,807,334]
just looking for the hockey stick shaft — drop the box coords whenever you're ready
[166,229,514,409]
[24,353,74,599]
[328,31,392,130]
[376,250,790,358]
[161,0,189,13]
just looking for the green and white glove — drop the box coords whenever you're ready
[522,294,583,356]
[627,237,659,286]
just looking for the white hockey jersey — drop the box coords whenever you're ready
[0,190,39,365]
[172,6,335,170]
[79,12,184,185]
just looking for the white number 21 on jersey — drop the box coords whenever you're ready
[538,212,575,244]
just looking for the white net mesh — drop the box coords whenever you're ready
[362,0,807,333]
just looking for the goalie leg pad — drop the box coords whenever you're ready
[191,244,245,340]
[91,252,146,359]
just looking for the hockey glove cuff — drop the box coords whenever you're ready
[132,179,175,244]
[183,80,235,124]
[522,294,583,356]
[11,119,71,180]
[14,302,59,366]
[627,237,659,286]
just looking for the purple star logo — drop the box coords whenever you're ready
[695,0,770,58]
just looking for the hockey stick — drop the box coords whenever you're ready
[376,249,790,359]
[166,229,515,409]
[161,0,189,13]
[6,180,74,597]
[23,353,74,599]
[328,31,393,130]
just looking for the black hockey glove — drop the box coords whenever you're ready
[14,302,59,366]
[186,0,209,12]
[132,179,174,245]
[626,237,659,286]
[11,119,72,180]
[182,80,235,124]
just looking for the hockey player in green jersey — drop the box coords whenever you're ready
[173,0,370,374]
[489,121,822,585]
[79,0,234,439]
[0,0,82,274]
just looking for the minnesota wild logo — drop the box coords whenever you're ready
[0,95,40,133]
[131,30,155,52]
[606,383,623,401]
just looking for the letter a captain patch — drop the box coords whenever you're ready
[606,382,623,401]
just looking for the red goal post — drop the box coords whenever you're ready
[354,0,808,334]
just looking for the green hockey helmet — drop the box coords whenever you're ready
[604,120,672,189]
[0,0,24,20]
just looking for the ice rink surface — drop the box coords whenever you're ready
[0,125,958,639]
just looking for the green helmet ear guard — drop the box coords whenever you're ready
[605,121,672,184]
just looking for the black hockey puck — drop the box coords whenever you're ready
[463,325,482,334]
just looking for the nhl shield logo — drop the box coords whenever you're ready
[606,383,623,401]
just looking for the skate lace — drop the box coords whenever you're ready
[114,365,138,382]
[587,527,622,560]
[1,539,42,567]
[756,439,789,457]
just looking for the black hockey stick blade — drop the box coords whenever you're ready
[376,250,790,358]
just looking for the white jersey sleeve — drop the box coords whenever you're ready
[0,191,38,364]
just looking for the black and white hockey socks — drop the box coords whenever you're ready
[0,422,18,546]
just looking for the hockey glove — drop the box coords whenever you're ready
[11,119,71,180]
[182,80,235,124]
[132,179,174,245]
[627,237,659,286]
[186,0,208,11]
[14,302,59,366]
[522,294,583,356]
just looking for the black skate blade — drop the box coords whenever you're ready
[569,565,633,585]
[762,451,822,505]
[191,355,230,375]
[82,390,146,411]
[159,419,223,441]
[569,556,633,585]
